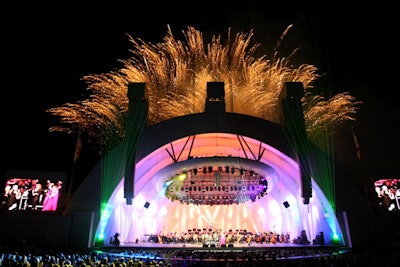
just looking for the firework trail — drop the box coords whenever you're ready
[47,25,361,153]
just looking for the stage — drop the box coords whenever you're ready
[105,240,308,249]
[96,240,351,262]
[95,242,351,258]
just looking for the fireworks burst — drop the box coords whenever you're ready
[47,25,361,153]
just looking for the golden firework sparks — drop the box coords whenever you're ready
[47,25,361,153]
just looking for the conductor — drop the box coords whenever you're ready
[113,232,120,247]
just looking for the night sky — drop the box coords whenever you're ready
[2,3,398,190]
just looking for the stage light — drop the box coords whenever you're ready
[164,164,269,205]
[283,201,290,208]
[225,166,230,173]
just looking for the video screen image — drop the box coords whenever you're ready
[1,177,64,212]
[374,178,400,212]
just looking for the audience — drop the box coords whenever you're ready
[0,242,398,267]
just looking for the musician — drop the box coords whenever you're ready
[42,181,61,211]
[226,232,233,244]
[212,231,219,243]
[271,232,277,244]
[29,182,43,210]
[113,232,120,247]
[203,232,211,245]
[7,184,22,210]
[246,234,252,246]
[157,231,163,244]
[219,233,226,247]
[193,232,199,244]
[2,184,13,210]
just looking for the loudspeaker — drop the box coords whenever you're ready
[144,201,150,208]
[283,201,290,208]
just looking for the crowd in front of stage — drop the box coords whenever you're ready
[1,243,398,267]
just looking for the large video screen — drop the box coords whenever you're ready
[374,178,400,212]
[1,170,67,212]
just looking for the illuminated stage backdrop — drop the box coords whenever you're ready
[96,132,343,245]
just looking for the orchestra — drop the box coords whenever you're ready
[146,228,290,247]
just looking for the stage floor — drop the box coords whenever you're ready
[95,241,350,263]
[98,240,349,253]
